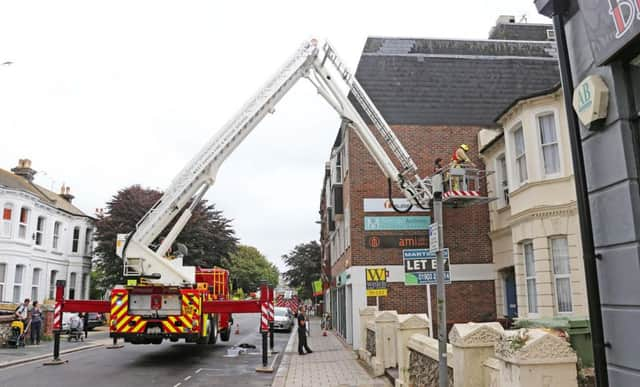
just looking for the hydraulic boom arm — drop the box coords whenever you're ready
[120,39,432,285]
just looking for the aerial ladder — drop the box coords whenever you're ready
[48,39,489,368]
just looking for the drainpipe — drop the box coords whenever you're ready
[550,5,609,387]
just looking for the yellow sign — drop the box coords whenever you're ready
[365,267,388,297]
[127,279,138,286]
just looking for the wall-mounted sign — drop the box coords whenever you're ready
[365,235,428,249]
[364,216,431,231]
[363,198,429,213]
[580,0,640,64]
[403,248,451,286]
[429,223,439,253]
[365,267,388,297]
[573,75,609,128]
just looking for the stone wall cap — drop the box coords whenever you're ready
[408,333,453,367]
[367,320,376,330]
[374,310,399,323]
[495,329,577,365]
[397,313,430,329]
[359,306,378,316]
[449,322,505,348]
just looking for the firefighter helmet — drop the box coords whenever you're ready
[460,144,470,151]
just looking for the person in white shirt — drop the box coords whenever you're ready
[14,298,30,322]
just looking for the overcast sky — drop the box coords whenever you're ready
[0,1,550,271]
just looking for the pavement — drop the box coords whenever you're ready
[0,313,289,387]
[0,327,111,368]
[272,319,390,387]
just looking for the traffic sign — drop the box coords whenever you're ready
[402,248,451,285]
[429,223,439,253]
[365,267,388,297]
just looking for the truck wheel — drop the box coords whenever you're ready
[197,318,212,345]
[208,315,218,345]
[220,328,231,342]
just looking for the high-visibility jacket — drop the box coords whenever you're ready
[452,148,472,165]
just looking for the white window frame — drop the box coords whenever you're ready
[495,153,509,207]
[2,203,14,238]
[69,272,77,300]
[522,241,538,315]
[81,273,89,300]
[32,268,41,302]
[35,216,46,246]
[512,125,528,185]
[72,226,80,253]
[536,111,562,178]
[13,264,25,303]
[550,237,573,314]
[53,221,62,250]
[18,207,30,240]
[0,263,6,301]
[84,228,93,256]
[49,270,58,300]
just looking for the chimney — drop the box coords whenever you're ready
[11,159,37,182]
[496,15,516,25]
[59,184,75,203]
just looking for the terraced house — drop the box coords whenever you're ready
[0,159,94,303]
[320,16,560,349]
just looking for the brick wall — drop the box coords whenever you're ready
[346,124,495,324]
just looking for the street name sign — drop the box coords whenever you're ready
[403,248,451,285]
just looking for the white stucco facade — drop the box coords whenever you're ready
[0,166,94,304]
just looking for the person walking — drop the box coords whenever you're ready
[297,306,312,355]
[30,301,42,345]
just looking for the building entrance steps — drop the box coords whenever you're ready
[272,318,390,387]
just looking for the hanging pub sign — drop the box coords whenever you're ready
[579,0,640,64]
[365,235,428,249]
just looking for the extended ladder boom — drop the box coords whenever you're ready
[121,39,432,285]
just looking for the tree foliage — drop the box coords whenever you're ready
[94,185,238,289]
[228,245,279,293]
[282,241,321,299]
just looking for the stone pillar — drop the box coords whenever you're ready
[358,306,378,354]
[373,310,399,375]
[396,314,430,387]
[493,329,578,387]
[449,322,504,387]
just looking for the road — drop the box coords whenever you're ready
[0,313,291,387]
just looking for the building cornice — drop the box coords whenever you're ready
[509,202,578,226]
[508,175,574,198]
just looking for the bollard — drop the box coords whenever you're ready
[107,336,124,349]
[44,281,66,365]
[262,331,268,367]
[269,321,274,350]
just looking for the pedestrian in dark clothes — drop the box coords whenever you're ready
[297,306,312,355]
[30,301,42,345]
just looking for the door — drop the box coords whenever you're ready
[504,268,518,318]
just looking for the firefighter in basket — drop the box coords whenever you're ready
[450,144,476,191]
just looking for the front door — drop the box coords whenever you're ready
[504,268,518,318]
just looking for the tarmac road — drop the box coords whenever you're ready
[0,313,291,387]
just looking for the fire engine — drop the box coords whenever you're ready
[51,38,489,353]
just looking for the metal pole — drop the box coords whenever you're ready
[262,331,268,367]
[426,284,434,338]
[433,174,447,387]
[551,10,609,387]
[52,331,61,361]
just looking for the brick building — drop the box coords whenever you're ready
[320,16,560,349]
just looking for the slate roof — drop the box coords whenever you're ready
[0,168,90,218]
[353,33,560,127]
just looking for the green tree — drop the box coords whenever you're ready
[282,241,321,299]
[94,185,238,289]
[228,245,279,293]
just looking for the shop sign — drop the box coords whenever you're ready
[403,248,451,286]
[363,198,429,212]
[364,216,431,231]
[365,235,428,249]
[365,267,388,297]
[573,75,610,127]
[579,0,640,64]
